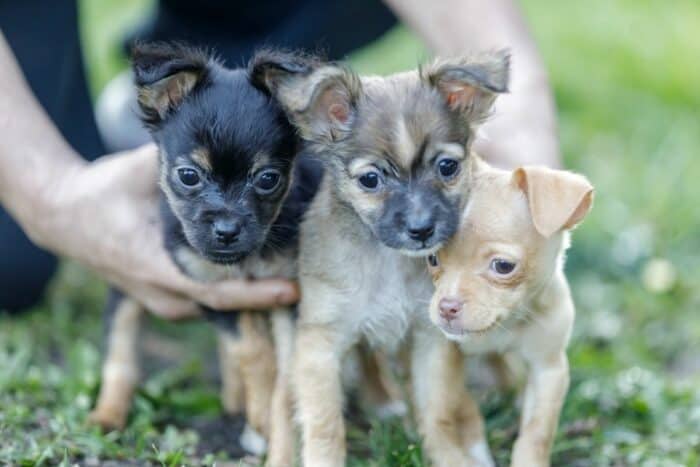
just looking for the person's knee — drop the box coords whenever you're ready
[0,213,57,313]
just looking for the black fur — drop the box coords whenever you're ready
[132,43,321,325]
[95,46,318,451]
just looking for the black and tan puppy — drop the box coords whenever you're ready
[88,44,319,463]
[256,52,509,466]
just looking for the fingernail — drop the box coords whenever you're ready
[276,285,298,304]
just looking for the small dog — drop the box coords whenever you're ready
[426,157,594,466]
[88,44,321,464]
[256,51,509,466]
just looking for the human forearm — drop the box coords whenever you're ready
[0,32,85,243]
[384,0,561,167]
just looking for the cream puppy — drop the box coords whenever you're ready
[426,157,594,467]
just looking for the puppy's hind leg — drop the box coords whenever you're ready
[266,309,296,467]
[89,289,143,430]
[357,343,406,420]
[239,312,276,439]
[217,329,245,416]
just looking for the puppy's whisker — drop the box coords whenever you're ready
[493,318,514,338]
[517,306,547,329]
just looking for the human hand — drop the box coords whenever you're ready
[31,144,299,319]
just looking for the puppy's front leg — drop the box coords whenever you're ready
[511,352,569,467]
[267,309,296,467]
[294,324,345,467]
[217,312,276,456]
[412,331,480,467]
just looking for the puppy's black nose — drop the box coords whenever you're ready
[213,219,242,245]
[407,221,435,242]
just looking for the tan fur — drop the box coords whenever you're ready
[137,70,200,119]
[251,151,274,171]
[357,345,403,415]
[218,331,246,414]
[267,310,297,467]
[392,118,418,168]
[173,246,291,446]
[89,298,143,430]
[92,241,297,460]
[293,324,347,467]
[426,156,593,466]
[271,53,509,467]
[191,147,213,172]
[236,313,276,438]
[219,309,297,467]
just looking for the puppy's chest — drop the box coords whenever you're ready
[173,246,295,282]
[342,252,433,350]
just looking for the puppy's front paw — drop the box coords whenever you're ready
[375,400,408,420]
[87,406,127,431]
[466,440,495,467]
[239,423,268,456]
[510,438,549,467]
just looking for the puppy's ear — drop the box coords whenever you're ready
[131,42,212,128]
[249,49,317,94]
[250,50,360,143]
[423,50,510,125]
[513,166,594,237]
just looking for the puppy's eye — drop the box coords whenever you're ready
[437,157,460,180]
[490,258,516,275]
[178,168,201,187]
[254,169,282,194]
[358,171,382,191]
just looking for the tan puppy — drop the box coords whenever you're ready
[426,157,593,467]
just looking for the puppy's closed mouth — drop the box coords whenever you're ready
[205,250,249,265]
[438,317,501,340]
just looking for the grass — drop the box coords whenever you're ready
[2,0,700,465]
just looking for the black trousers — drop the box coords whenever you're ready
[0,0,395,312]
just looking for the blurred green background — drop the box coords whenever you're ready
[1,0,699,465]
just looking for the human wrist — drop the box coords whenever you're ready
[15,149,86,253]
